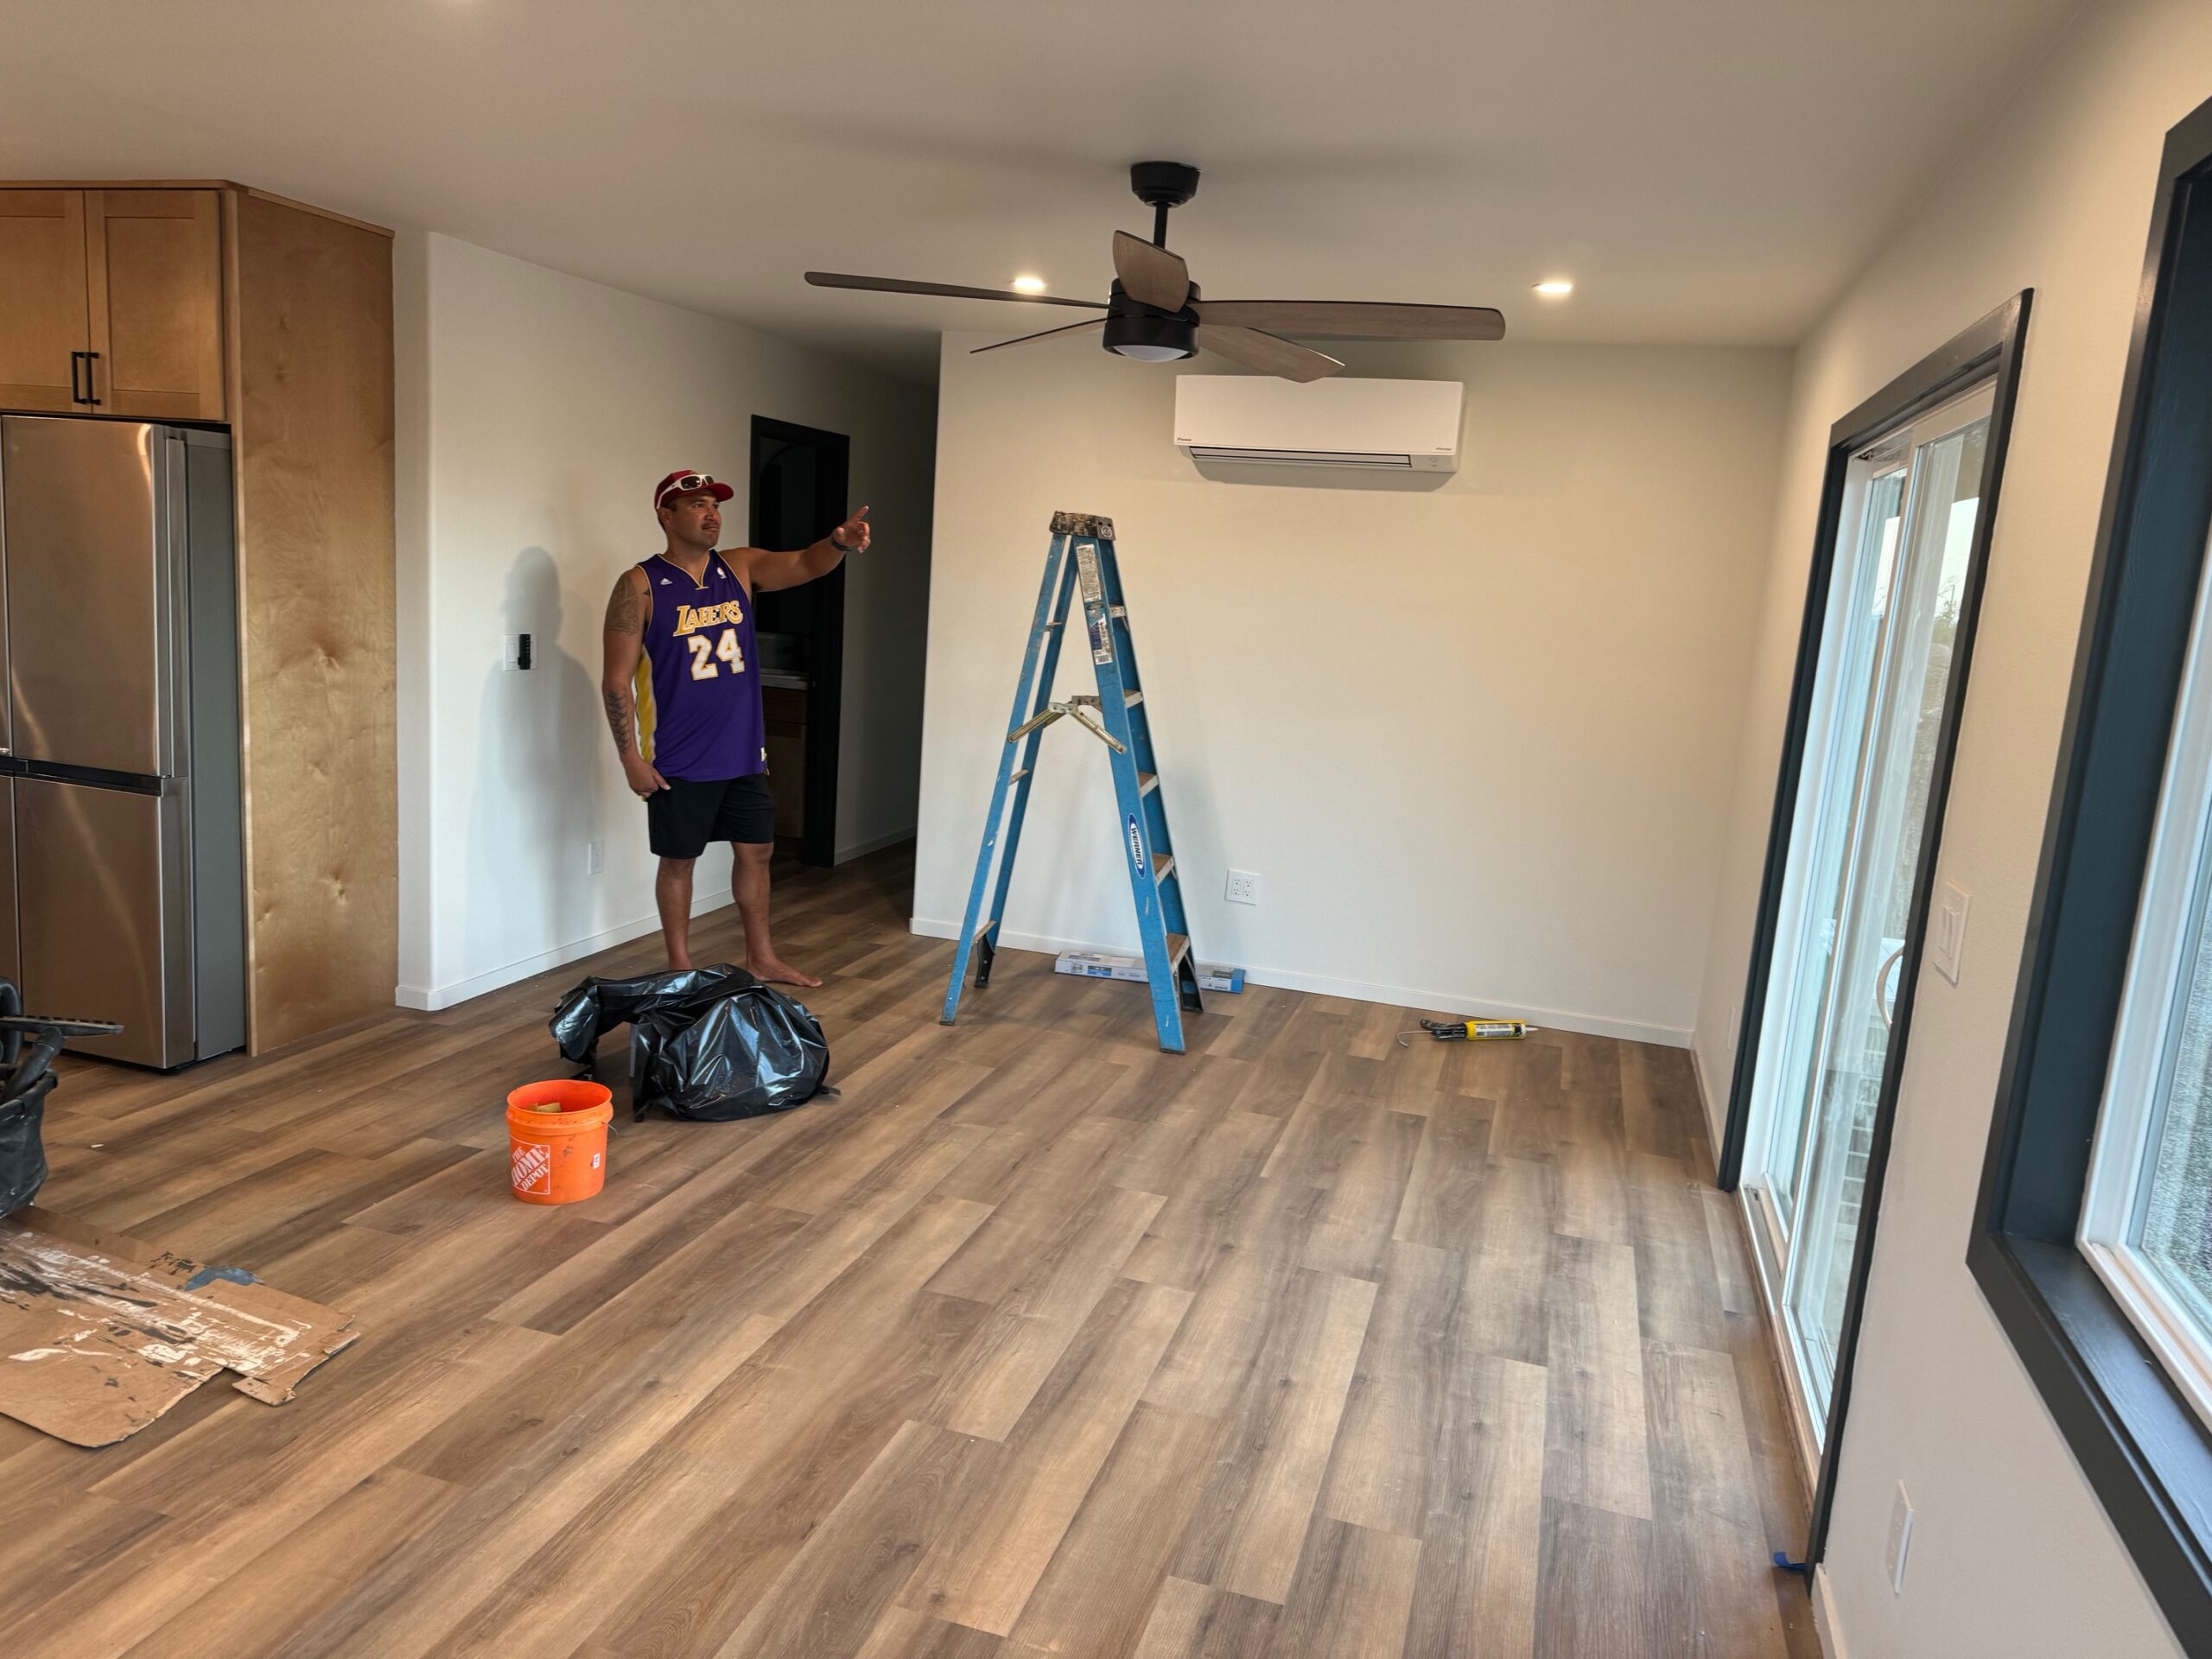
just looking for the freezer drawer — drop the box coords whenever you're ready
[16,774,191,1067]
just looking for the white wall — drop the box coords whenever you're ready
[1691,3,2212,1654]
[394,232,936,1008]
[915,337,1789,1043]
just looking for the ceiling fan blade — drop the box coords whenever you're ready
[1193,299,1505,340]
[1112,231,1191,312]
[970,319,1108,355]
[1193,325,1344,384]
[804,271,1106,310]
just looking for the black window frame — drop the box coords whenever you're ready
[1971,92,2212,1654]
[1712,289,2033,1572]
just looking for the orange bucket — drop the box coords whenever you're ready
[505,1079,613,1205]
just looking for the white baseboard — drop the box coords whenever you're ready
[1689,1040,1726,1164]
[396,886,734,1012]
[1812,1564,1847,1659]
[906,916,1692,1048]
[835,827,917,863]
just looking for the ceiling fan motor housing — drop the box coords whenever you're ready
[1103,279,1198,361]
[1128,161,1200,208]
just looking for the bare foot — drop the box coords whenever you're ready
[747,955,823,989]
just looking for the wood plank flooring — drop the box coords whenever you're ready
[0,846,1819,1657]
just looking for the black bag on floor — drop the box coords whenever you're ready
[549,963,831,1122]
[0,980,60,1219]
[0,1073,53,1220]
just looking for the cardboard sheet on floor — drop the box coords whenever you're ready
[0,1206,359,1446]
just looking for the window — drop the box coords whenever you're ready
[1971,92,2212,1649]
[2083,525,2212,1433]
[1718,288,2031,1574]
[1746,383,1993,1433]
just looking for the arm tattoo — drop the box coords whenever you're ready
[604,572,644,635]
[604,685,633,756]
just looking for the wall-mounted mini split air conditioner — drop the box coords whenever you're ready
[1173,375,1464,474]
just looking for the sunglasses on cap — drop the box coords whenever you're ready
[653,469,736,510]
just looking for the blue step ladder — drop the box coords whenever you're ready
[942,512,1205,1053]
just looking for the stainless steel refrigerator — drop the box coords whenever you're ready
[0,416,245,1068]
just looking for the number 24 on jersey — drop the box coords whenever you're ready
[687,627,745,680]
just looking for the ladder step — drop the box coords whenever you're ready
[1165,932,1192,968]
[1152,853,1174,882]
[976,917,1000,939]
[1138,771,1159,797]
[1124,690,1144,708]
[1010,767,1030,783]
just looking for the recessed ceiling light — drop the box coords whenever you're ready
[1011,275,1047,293]
[1533,279,1574,297]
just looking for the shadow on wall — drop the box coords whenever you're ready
[1189,460,1452,493]
[464,546,604,976]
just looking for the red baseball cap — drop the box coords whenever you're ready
[653,469,735,511]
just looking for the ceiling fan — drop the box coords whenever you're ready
[805,162,1506,384]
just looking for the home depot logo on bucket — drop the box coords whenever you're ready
[512,1140,553,1197]
[505,1078,613,1206]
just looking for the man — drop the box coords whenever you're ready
[601,467,872,987]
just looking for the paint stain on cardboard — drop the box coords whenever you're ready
[0,1207,359,1446]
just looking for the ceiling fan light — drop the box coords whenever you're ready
[1102,308,1197,363]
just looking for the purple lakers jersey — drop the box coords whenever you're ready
[634,552,766,781]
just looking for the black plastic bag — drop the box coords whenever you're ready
[550,963,830,1122]
[0,1072,53,1219]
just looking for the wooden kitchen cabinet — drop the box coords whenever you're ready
[1,178,394,1056]
[765,685,808,839]
[0,187,224,420]
[86,189,225,420]
[0,191,90,412]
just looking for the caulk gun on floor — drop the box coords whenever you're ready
[1418,1017,1538,1042]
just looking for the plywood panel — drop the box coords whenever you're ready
[229,189,396,1052]
[0,190,88,412]
[86,188,225,421]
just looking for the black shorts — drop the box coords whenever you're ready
[646,773,776,859]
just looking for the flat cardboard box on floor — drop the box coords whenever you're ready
[0,1205,359,1447]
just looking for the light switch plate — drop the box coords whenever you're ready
[1932,881,1969,984]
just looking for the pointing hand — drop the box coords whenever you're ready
[831,505,871,554]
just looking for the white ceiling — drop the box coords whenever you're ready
[0,1,2080,384]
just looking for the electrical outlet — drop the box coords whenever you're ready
[586,838,605,875]
[1932,880,1970,984]
[1885,1481,1916,1594]
[1225,869,1259,906]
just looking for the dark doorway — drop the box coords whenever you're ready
[748,416,850,869]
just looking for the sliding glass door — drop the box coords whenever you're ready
[1745,378,1993,1427]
